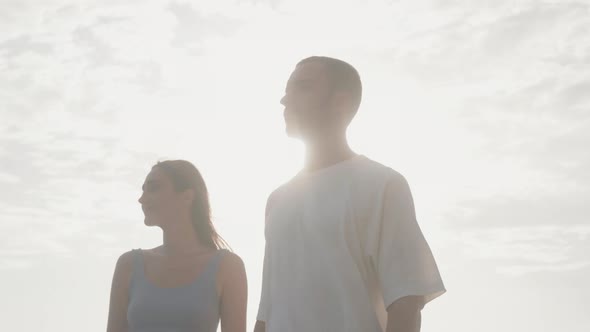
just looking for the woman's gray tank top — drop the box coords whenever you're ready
[127,249,225,332]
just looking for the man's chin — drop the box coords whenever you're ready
[285,125,300,138]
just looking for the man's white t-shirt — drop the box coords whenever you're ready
[257,155,445,332]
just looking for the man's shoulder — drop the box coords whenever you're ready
[265,156,406,200]
[265,178,296,212]
[353,155,404,182]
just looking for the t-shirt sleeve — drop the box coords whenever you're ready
[256,194,275,322]
[256,240,271,322]
[367,173,445,309]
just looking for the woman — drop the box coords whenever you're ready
[107,160,247,332]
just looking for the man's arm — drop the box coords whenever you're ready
[253,320,265,332]
[371,174,445,332]
[386,295,424,332]
[253,193,276,332]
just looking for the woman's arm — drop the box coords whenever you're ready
[106,251,133,332]
[218,252,248,332]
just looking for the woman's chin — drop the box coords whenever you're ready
[144,217,158,226]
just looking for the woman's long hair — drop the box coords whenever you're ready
[153,160,228,250]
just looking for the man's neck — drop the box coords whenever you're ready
[303,131,356,172]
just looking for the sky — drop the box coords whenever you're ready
[1,0,589,331]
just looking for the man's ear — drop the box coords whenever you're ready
[331,91,354,124]
[331,90,347,108]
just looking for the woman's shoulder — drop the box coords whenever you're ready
[116,249,137,267]
[111,249,140,284]
[218,250,245,277]
[219,249,243,266]
[216,250,246,295]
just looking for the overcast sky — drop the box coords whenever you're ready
[1,0,589,331]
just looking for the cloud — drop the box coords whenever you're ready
[0,0,588,273]
[480,3,587,55]
[1,2,589,332]
[72,25,116,66]
[167,1,244,52]
[0,259,33,270]
[557,80,590,109]
[0,35,54,58]
[0,172,20,184]
[0,132,150,261]
[497,261,590,277]
[446,185,590,228]
[452,224,590,275]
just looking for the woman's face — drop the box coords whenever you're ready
[138,167,187,227]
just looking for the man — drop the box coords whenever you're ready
[254,56,445,332]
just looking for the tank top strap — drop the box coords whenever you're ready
[215,248,228,267]
[205,249,228,280]
[130,249,145,283]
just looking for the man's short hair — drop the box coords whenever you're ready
[297,56,363,115]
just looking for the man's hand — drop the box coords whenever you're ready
[386,296,424,332]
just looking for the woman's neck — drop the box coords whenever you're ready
[160,217,210,256]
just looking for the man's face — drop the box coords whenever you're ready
[280,61,336,138]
